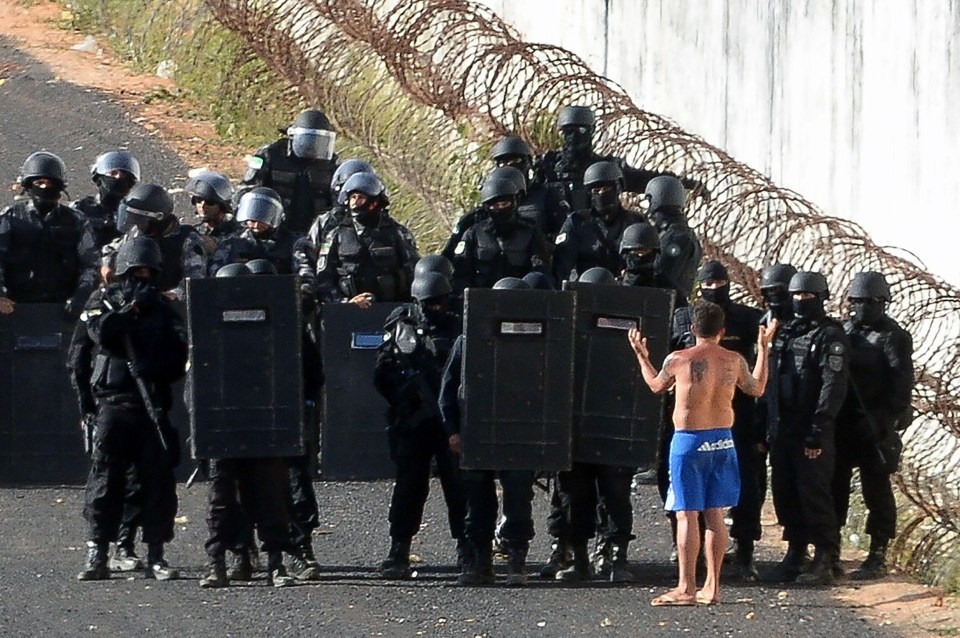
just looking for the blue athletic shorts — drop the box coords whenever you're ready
[664,428,740,512]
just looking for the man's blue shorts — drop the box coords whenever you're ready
[664,428,740,512]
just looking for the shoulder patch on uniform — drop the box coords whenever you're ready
[454,241,466,256]
[828,355,843,372]
[666,243,681,257]
[829,342,845,355]
[244,155,264,170]
[317,255,327,271]
[555,232,567,245]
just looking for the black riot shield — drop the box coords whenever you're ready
[0,304,87,484]
[461,288,575,471]
[187,276,304,459]
[319,302,403,481]
[567,282,674,467]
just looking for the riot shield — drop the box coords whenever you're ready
[0,304,87,484]
[567,282,674,467]
[461,288,575,471]
[187,276,304,459]
[319,302,403,480]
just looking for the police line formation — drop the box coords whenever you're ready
[0,106,913,601]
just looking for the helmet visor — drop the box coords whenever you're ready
[288,128,336,160]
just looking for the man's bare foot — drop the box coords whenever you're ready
[651,589,696,607]
[695,589,719,605]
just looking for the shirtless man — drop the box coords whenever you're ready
[629,301,777,606]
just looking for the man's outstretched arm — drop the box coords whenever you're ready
[628,327,675,394]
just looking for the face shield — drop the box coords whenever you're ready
[288,127,336,160]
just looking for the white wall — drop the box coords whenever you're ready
[478,0,960,286]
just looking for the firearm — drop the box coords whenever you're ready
[81,412,96,455]
[122,333,169,452]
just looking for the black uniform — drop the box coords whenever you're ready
[209,226,313,279]
[450,218,550,294]
[74,281,187,555]
[103,221,207,302]
[832,315,912,544]
[374,305,466,547]
[533,151,662,213]
[653,211,702,299]
[0,199,99,310]
[193,217,241,258]
[73,195,125,249]
[552,206,646,283]
[315,215,419,303]
[237,138,338,235]
[770,315,849,559]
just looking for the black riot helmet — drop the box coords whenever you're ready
[184,169,234,211]
[620,222,660,254]
[287,108,336,160]
[237,187,284,230]
[488,166,528,196]
[414,255,454,281]
[789,271,829,320]
[91,151,141,182]
[557,105,596,131]
[492,277,531,290]
[578,267,616,285]
[583,161,623,189]
[697,260,730,305]
[480,176,520,207]
[19,151,68,190]
[491,136,533,173]
[330,158,374,201]
[121,183,174,236]
[760,263,798,292]
[341,172,386,227]
[480,176,520,234]
[411,271,453,302]
[644,175,686,217]
[246,259,278,275]
[522,271,554,290]
[584,161,623,220]
[115,236,162,277]
[847,271,891,301]
[215,262,252,278]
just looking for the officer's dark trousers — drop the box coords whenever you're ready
[729,397,765,542]
[116,463,142,548]
[557,462,634,543]
[545,476,568,540]
[770,435,839,551]
[287,455,319,548]
[461,469,535,549]
[388,423,466,542]
[206,458,291,558]
[83,404,177,545]
[831,440,896,542]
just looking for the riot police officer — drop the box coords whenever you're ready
[184,169,239,257]
[73,150,141,248]
[197,263,295,589]
[103,184,206,301]
[532,105,700,212]
[374,269,466,579]
[645,175,702,298]
[306,157,374,248]
[73,236,187,581]
[552,161,647,284]
[489,136,567,242]
[0,151,99,318]
[439,276,538,586]
[450,176,550,294]
[833,271,913,580]
[237,108,339,234]
[770,271,849,585]
[672,261,764,580]
[316,172,419,305]
[760,264,798,325]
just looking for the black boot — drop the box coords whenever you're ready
[775,542,811,582]
[556,541,593,582]
[610,541,634,583]
[110,542,142,572]
[77,542,110,581]
[200,555,228,589]
[226,549,253,581]
[267,551,294,588]
[539,539,571,578]
[506,544,528,587]
[851,538,888,580]
[592,537,613,579]
[455,538,468,570]
[735,539,761,583]
[458,541,494,586]
[378,540,412,580]
[796,545,837,586]
[288,540,321,580]
[145,543,179,581]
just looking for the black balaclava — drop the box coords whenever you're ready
[762,288,794,321]
[351,197,381,228]
[697,261,730,306]
[419,294,452,327]
[591,186,621,223]
[849,299,885,328]
[29,181,62,214]
[650,206,682,232]
[487,199,518,236]
[120,270,160,307]
[561,128,592,165]
[622,251,657,287]
[97,174,136,211]
[793,296,826,321]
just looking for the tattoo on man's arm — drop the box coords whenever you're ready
[691,358,708,383]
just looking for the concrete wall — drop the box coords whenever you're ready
[477,0,960,286]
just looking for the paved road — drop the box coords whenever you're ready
[0,33,892,638]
